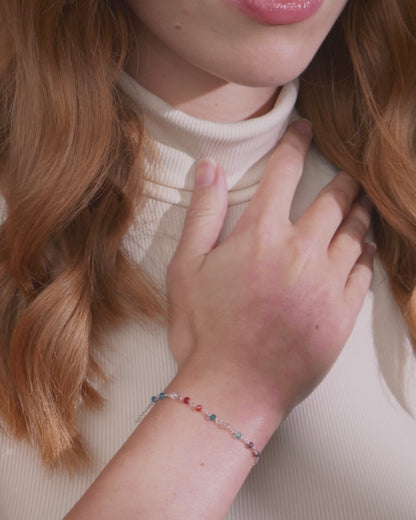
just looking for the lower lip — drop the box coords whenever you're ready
[223,0,323,25]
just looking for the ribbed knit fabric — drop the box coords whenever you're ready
[1,70,416,519]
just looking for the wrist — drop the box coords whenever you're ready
[167,352,285,451]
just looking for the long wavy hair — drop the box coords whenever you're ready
[0,0,415,470]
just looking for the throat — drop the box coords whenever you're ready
[124,16,281,123]
[172,84,282,123]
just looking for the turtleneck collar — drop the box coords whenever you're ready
[117,69,298,206]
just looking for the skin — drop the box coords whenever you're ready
[65,1,375,518]
[125,0,348,121]
[66,127,374,519]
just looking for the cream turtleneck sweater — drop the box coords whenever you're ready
[1,71,416,520]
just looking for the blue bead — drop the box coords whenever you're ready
[159,393,166,400]
[209,414,216,421]
[151,396,158,403]
[235,432,242,439]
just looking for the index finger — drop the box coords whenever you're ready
[235,120,312,233]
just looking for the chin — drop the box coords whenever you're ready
[211,57,312,88]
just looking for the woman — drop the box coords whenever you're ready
[1,0,415,518]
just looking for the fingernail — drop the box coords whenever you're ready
[195,159,217,187]
[364,242,377,258]
[292,119,313,136]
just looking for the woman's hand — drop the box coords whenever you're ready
[167,120,375,418]
[65,121,375,520]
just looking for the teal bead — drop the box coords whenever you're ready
[209,414,216,421]
[151,396,158,403]
[159,393,166,400]
[235,432,242,439]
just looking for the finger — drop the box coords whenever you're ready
[296,172,360,246]
[173,159,228,271]
[343,242,376,313]
[328,195,372,278]
[235,120,312,233]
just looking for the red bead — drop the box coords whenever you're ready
[196,404,203,412]
[183,397,191,405]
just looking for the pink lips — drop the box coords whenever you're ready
[224,0,323,25]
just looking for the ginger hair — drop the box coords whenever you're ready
[0,0,163,470]
[0,0,415,469]
[298,0,416,346]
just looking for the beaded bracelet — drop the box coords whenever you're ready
[148,392,261,465]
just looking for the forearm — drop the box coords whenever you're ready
[64,355,283,520]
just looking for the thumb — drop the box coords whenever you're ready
[175,159,228,270]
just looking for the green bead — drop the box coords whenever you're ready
[209,414,216,421]
[151,396,158,403]
[235,432,242,439]
[159,393,166,400]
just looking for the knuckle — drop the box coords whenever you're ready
[332,230,362,260]
[253,210,278,238]
[275,152,303,179]
[348,218,368,243]
[336,171,359,190]
[325,185,353,216]
[286,232,317,273]
[292,227,317,253]
[186,203,217,224]
[268,136,305,174]
[354,201,372,226]
[252,231,275,262]
[285,125,311,152]
[321,172,360,214]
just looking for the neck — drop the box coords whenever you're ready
[125,21,280,123]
